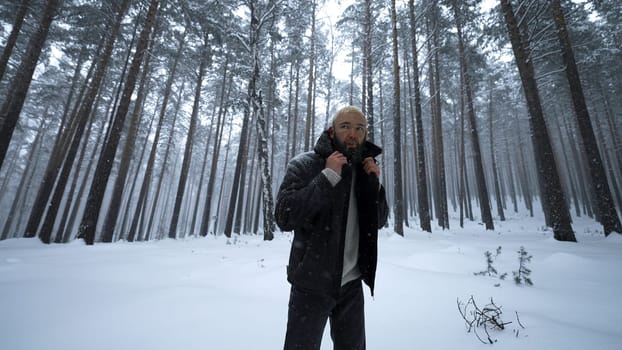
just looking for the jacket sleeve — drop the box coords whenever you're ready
[274,156,333,232]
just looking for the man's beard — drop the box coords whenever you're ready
[333,137,363,164]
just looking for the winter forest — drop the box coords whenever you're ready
[0,0,621,245]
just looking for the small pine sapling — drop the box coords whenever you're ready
[474,246,507,280]
[513,246,533,286]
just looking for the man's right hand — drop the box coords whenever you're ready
[326,151,348,175]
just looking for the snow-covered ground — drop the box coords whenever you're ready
[1,213,621,350]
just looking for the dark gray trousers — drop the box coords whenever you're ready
[283,279,366,350]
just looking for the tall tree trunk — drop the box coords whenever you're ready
[403,43,415,225]
[284,61,294,166]
[451,0,494,230]
[290,62,300,159]
[304,0,316,151]
[458,90,466,228]
[54,94,107,243]
[267,22,278,194]
[390,0,404,236]
[232,125,253,235]
[257,91,275,240]
[126,25,182,243]
[0,0,60,169]
[500,0,576,242]
[364,0,375,142]
[409,0,431,232]
[554,111,581,217]
[245,2,275,240]
[199,58,230,236]
[119,100,159,240]
[503,135,518,213]
[427,0,448,229]
[77,0,160,244]
[60,103,107,243]
[145,81,184,241]
[169,33,209,238]
[214,119,234,234]
[324,27,335,129]
[378,66,388,195]
[551,0,621,235]
[488,80,505,221]
[224,93,252,237]
[0,0,30,82]
[244,142,258,233]
[100,19,158,242]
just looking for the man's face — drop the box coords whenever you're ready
[330,112,367,163]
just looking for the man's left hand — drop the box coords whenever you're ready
[362,157,380,178]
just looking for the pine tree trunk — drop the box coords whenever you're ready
[503,136,518,213]
[364,0,375,142]
[232,125,253,235]
[451,0,494,230]
[284,62,294,166]
[516,132,534,217]
[551,0,621,235]
[224,97,252,237]
[60,89,110,242]
[126,25,182,243]
[244,147,258,233]
[404,44,415,226]
[169,34,209,238]
[488,81,505,221]
[324,31,335,130]
[119,103,158,240]
[304,0,316,151]
[0,0,60,169]
[100,22,158,242]
[145,81,184,241]
[254,78,275,240]
[291,63,300,158]
[53,103,101,243]
[378,67,392,229]
[427,0,448,229]
[199,58,230,236]
[458,74,466,228]
[267,26,278,194]
[409,0,431,232]
[214,120,234,234]
[500,0,576,242]
[78,0,159,244]
[390,0,404,236]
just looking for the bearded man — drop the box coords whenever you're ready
[275,105,389,350]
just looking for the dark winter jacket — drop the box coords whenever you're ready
[275,131,389,296]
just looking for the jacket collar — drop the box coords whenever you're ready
[313,130,383,160]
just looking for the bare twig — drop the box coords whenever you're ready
[457,295,522,344]
[515,311,525,329]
